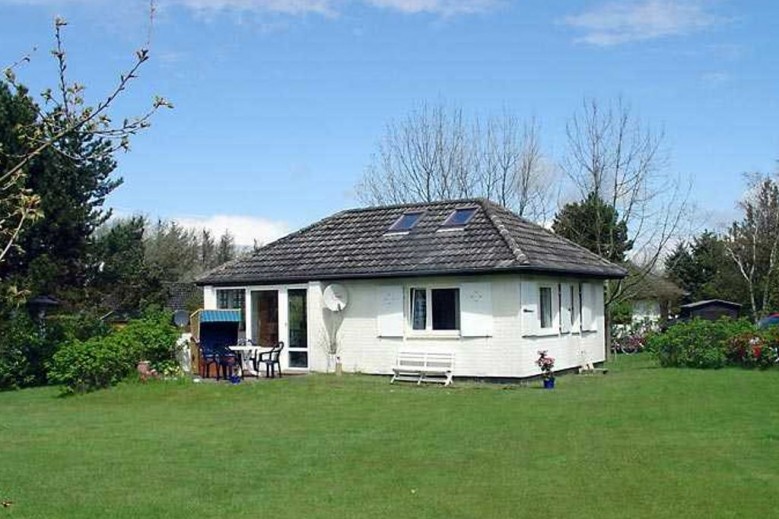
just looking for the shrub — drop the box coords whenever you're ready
[727,330,779,369]
[48,336,132,393]
[0,311,112,391]
[647,318,754,369]
[48,311,178,394]
[118,311,180,370]
[0,312,46,390]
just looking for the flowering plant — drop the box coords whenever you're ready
[536,350,555,380]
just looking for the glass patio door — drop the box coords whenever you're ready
[287,289,308,368]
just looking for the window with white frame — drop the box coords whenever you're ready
[539,286,553,329]
[217,289,244,310]
[410,287,460,331]
[216,288,246,330]
[569,284,577,328]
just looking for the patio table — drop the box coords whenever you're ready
[228,345,273,378]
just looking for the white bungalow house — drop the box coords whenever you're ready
[196,199,626,379]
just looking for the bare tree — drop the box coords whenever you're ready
[356,102,554,221]
[724,173,779,321]
[479,114,554,221]
[561,97,690,306]
[357,103,470,205]
[0,7,171,268]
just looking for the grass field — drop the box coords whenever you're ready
[1,355,778,518]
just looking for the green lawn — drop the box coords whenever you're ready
[1,355,778,518]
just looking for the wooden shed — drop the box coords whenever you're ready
[679,299,741,321]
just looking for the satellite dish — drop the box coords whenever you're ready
[173,310,190,328]
[323,284,349,312]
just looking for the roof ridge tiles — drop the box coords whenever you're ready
[479,200,529,265]
[484,199,619,270]
[342,198,482,214]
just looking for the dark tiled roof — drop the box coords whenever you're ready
[623,266,686,301]
[164,282,202,311]
[197,199,627,285]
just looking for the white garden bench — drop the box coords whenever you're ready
[390,351,455,386]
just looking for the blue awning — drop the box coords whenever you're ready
[197,309,242,323]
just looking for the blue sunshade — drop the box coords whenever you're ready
[199,309,242,323]
[388,211,423,232]
[443,208,477,227]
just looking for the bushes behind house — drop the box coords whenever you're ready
[0,311,110,391]
[647,318,776,369]
[49,311,179,393]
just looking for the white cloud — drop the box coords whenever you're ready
[166,0,336,16]
[174,214,292,247]
[365,0,498,15]
[563,0,721,46]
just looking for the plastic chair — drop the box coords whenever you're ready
[199,343,221,379]
[216,343,240,380]
[259,342,284,379]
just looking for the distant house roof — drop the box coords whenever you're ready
[624,267,686,301]
[164,282,202,312]
[680,299,742,310]
[197,198,627,286]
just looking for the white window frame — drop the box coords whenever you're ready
[216,288,246,331]
[407,286,461,338]
[538,285,554,330]
[532,282,560,336]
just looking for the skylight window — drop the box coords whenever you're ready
[442,207,477,227]
[388,211,423,232]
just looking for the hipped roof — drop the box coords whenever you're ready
[197,198,627,286]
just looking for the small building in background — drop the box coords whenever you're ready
[625,270,686,324]
[679,299,741,321]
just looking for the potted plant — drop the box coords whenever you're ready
[536,350,555,389]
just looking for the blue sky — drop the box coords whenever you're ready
[1,0,777,244]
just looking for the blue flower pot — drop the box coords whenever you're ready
[543,378,555,389]
[229,375,241,384]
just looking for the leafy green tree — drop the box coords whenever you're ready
[552,191,633,263]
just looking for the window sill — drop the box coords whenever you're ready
[529,330,560,337]
[406,331,461,340]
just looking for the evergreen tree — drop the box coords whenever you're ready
[215,230,236,265]
[0,81,121,301]
[552,192,633,263]
[200,229,216,269]
[90,216,165,315]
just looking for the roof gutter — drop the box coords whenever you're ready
[196,264,627,287]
